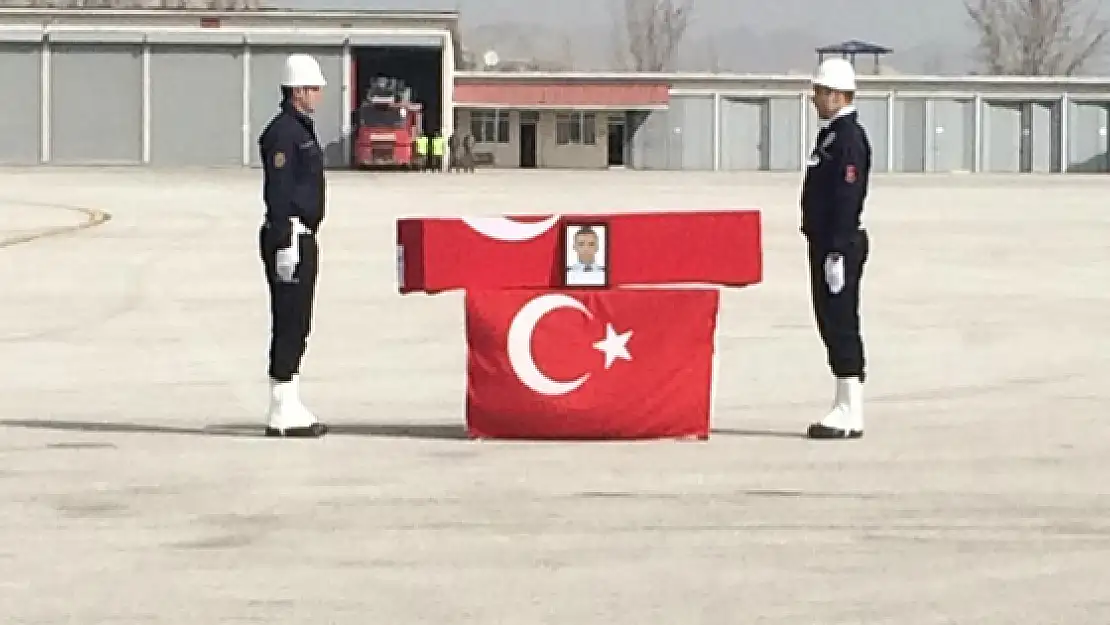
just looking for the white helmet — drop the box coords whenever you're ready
[282,53,326,88]
[813,57,856,92]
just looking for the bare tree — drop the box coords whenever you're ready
[964,0,1109,75]
[612,0,691,71]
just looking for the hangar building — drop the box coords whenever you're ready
[0,4,456,167]
[454,72,1110,173]
[2,3,1109,174]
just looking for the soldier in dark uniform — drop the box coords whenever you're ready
[257,53,329,438]
[800,58,871,440]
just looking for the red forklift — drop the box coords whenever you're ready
[353,76,424,170]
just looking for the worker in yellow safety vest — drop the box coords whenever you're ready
[414,133,429,172]
[430,130,447,173]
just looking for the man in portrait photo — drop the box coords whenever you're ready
[566,225,606,286]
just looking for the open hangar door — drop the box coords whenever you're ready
[351,39,443,139]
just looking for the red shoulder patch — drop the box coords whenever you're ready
[844,164,857,183]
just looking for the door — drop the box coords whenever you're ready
[983,101,1022,172]
[607,120,625,166]
[1028,101,1060,172]
[519,122,537,168]
[930,99,973,172]
[720,98,767,170]
[1067,101,1110,172]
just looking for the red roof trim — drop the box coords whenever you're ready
[453,81,670,108]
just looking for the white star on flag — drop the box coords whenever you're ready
[592,323,633,369]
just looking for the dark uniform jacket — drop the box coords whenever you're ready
[801,107,870,254]
[259,101,326,244]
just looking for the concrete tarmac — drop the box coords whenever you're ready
[1,168,1108,624]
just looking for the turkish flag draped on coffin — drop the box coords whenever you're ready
[465,288,720,440]
[397,211,762,293]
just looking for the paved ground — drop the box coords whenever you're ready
[1,167,1108,624]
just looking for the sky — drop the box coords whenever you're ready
[266,0,1106,74]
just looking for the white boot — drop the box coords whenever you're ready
[843,377,864,434]
[265,377,326,437]
[286,375,319,425]
[806,377,863,439]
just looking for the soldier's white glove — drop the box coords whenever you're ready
[275,218,309,283]
[824,253,844,295]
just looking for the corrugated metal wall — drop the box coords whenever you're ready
[0,43,41,164]
[630,95,714,170]
[150,45,244,166]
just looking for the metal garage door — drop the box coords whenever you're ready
[720,98,767,170]
[854,97,888,172]
[0,44,41,164]
[666,96,714,170]
[51,44,142,164]
[768,96,801,171]
[1028,101,1059,173]
[1067,101,1110,172]
[248,46,343,167]
[983,101,1021,172]
[929,99,974,172]
[150,45,243,166]
[893,97,926,172]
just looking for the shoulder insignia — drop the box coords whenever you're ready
[273,151,285,168]
[845,164,857,183]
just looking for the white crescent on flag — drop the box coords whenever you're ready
[507,294,593,396]
[506,294,634,397]
[460,216,560,242]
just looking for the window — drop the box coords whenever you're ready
[359,106,402,128]
[555,112,597,146]
[469,109,509,143]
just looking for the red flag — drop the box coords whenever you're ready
[465,288,719,440]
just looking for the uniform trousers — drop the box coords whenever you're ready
[807,229,869,381]
[259,223,319,383]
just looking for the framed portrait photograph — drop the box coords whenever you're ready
[563,222,608,287]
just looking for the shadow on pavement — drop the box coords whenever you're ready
[0,419,470,441]
[2,420,805,441]
[710,428,807,439]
